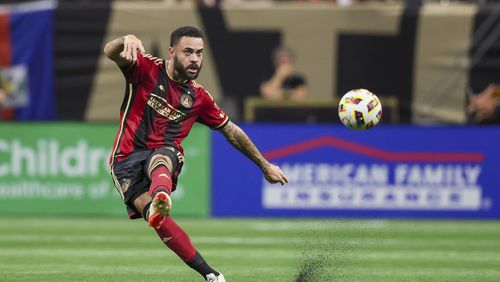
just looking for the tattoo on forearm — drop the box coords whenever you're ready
[222,122,268,170]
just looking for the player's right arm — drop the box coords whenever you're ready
[104,34,145,67]
[219,121,288,185]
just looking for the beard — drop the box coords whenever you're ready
[173,57,202,81]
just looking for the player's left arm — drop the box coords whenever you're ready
[219,121,288,185]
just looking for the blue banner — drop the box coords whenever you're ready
[212,125,500,219]
[0,1,56,120]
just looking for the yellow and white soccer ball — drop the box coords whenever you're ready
[338,89,382,130]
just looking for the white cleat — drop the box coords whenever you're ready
[206,273,226,282]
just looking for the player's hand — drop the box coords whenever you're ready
[263,163,288,185]
[120,35,145,63]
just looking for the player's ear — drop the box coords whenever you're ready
[168,47,174,59]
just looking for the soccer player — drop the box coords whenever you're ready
[104,26,288,282]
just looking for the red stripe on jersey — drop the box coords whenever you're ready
[116,55,160,161]
[109,83,133,166]
[120,80,155,159]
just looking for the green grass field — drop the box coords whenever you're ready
[1,217,499,282]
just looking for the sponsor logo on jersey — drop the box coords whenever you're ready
[147,94,187,121]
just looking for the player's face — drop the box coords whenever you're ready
[170,36,204,81]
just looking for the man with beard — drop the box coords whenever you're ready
[104,26,288,282]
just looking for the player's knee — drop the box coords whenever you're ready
[147,154,173,177]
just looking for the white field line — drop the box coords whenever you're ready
[0,248,296,259]
[1,248,500,263]
[0,235,499,248]
[248,221,500,234]
[249,220,388,231]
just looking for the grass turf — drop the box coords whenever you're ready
[0,217,499,282]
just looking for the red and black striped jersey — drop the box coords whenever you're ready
[109,52,228,165]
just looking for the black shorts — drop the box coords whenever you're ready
[110,146,184,219]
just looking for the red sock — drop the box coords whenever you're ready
[155,216,197,262]
[149,165,172,196]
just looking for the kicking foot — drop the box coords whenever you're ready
[148,191,172,229]
[206,273,226,282]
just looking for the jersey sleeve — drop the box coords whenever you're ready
[197,90,229,129]
[120,52,160,84]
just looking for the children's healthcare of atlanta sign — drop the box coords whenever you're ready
[212,125,499,219]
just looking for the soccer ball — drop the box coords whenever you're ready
[338,89,382,130]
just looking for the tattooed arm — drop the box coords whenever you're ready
[219,121,288,185]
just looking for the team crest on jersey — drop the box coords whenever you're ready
[180,94,193,108]
[120,178,130,193]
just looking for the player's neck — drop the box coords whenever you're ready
[166,60,189,84]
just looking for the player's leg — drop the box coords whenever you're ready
[147,153,174,196]
[146,153,175,228]
[133,193,225,281]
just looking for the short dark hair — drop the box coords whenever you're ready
[170,26,204,47]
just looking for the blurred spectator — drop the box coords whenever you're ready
[467,83,500,123]
[260,46,307,101]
